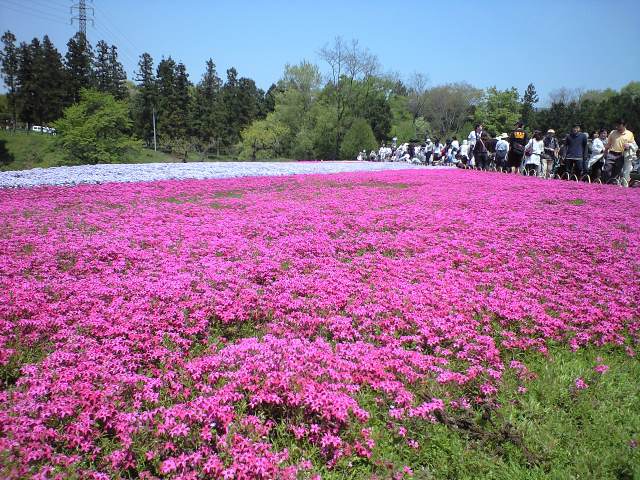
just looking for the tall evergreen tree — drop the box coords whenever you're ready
[108,45,127,100]
[263,83,280,115]
[94,41,127,100]
[192,58,222,144]
[18,37,65,125]
[220,68,265,145]
[238,77,263,122]
[155,57,177,140]
[37,35,66,122]
[94,40,111,94]
[155,57,192,141]
[220,68,243,145]
[15,40,38,126]
[133,52,156,145]
[65,32,94,104]
[521,83,539,129]
[1,31,19,128]
[172,62,192,139]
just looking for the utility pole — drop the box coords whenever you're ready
[71,0,95,37]
[152,107,157,151]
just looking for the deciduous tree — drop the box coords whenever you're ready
[54,89,140,164]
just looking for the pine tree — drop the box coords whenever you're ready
[238,77,262,123]
[65,32,94,104]
[263,83,279,115]
[37,35,66,123]
[15,40,38,126]
[109,45,127,100]
[521,83,539,129]
[172,62,191,139]
[16,37,66,125]
[220,67,240,145]
[192,58,222,144]
[155,57,177,140]
[94,40,111,94]
[221,70,263,145]
[133,52,156,146]
[1,31,19,129]
[154,58,192,156]
[94,41,127,100]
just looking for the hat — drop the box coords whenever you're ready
[547,129,555,134]
[500,133,509,139]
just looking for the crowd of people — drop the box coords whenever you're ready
[358,119,639,186]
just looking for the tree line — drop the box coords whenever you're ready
[1,32,638,163]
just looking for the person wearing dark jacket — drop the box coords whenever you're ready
[508,121,527,173]
[473,132,489,169]
[564,124,588,177]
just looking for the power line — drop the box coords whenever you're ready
[92,4,140,58]
[93,20,138,61]
[0,1,70,26]
[0,0,70,23]
[92,23,138,67]
[1,0,141,76]
[28,0,70,13]
[29,0,70,8]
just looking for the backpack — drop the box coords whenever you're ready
[512,142,525,156]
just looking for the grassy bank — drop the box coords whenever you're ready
[0,131,174,171]
[0,131,298,171]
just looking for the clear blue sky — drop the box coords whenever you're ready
[1,0,639,102]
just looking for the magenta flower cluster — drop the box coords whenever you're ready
[1,170,638,478]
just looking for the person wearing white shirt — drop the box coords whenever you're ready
[623,141,638,186]
[450,137,460,163]
[524,131,545,176]
[459,139,470,165]
[432,139,444,164]
[468,124,482,165]
[587,129,607,181]
[495,134,510,170]
[378,144,386,161]
[424,138,434,164]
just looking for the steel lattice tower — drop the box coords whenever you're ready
[71,0,94,36]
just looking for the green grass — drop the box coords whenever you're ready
[0,131,176,171]
[274,346,640,479]
[0,130,67,170]
[0,131,299,171]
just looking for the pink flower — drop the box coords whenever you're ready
[1,170,638,477]
[575,377,589,390]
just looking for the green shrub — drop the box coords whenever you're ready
[340,118,377,160]
[54,89,141,165]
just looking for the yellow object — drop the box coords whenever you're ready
[607,129,635,153]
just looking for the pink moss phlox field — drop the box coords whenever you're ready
[1,170,639,478]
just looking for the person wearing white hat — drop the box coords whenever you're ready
[542,129,559,177]
[495,133,510,170]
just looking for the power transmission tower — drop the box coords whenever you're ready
[71,0,95,36]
